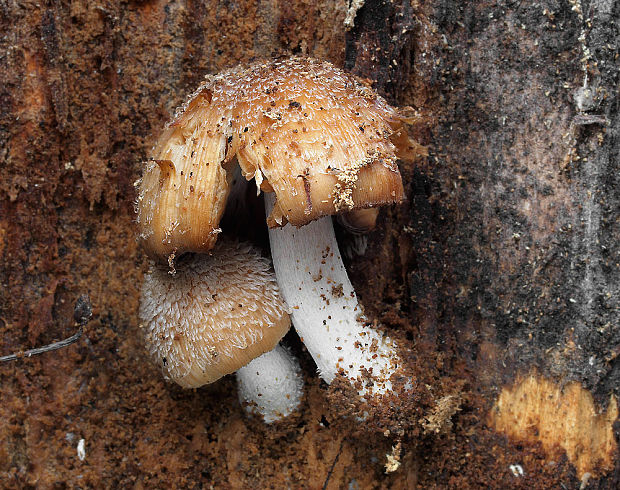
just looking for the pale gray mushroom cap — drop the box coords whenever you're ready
[139,241,291,388]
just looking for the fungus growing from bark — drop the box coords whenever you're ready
[137,56,419,418]
[136,91,235,261]
[337,208,380,234]
[139,241,290,387]
[223,57,416,401]
[139,241,303,421]
[229,58,409,228]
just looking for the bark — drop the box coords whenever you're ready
[0,0,617,488]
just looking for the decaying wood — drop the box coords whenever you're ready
[0,0,617,488]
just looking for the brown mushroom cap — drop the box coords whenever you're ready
[229,57,409,227]
[337,208,380,234]
[136,57,416,261]
[139,240,291,388]
[136,92,234,261]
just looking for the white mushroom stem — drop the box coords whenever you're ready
[236,343,303,423]
[265,194,402,400]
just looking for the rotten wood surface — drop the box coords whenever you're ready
[1,0,618,488]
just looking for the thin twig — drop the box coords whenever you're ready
[0,327,84,362]
[0,294,92,363]
[322,438,345,490]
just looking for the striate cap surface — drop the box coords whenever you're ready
[136,57,417,261]
[136,90,235,261]
[229,57,410,227]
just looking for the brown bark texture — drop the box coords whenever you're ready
[0,0,618,488]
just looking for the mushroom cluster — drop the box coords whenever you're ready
[137,57,418,422]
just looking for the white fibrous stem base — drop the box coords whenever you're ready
[266,195,402,400]
[236,344,303,423]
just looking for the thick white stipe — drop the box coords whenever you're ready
[236,344,303,423]
[266,195,401,399]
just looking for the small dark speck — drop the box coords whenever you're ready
[74,294,93,325]
[83,227,94,250]
[289,100,301,109]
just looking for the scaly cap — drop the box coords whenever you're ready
[139,241,291,388]
[136,57,416,261]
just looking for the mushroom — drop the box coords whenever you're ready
[337,208,380,235]
[138,240,303,421]
[136,87,234,262]
[225,58,417,402]
[136,56,420,418]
